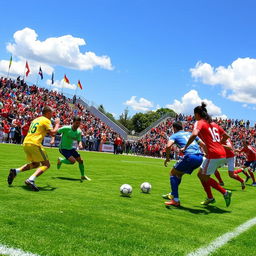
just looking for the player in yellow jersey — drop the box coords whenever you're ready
[7,106,60,191]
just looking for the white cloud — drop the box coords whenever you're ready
[124,96,154,111]
[190,58,256,104]
[46,79,76,90]
[166,90,226,118]
[6,27,113,71]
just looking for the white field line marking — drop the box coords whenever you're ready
[0,244,41,256]
[187,217,256,256]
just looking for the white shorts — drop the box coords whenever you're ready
[201,158,226,175]
[226,157,235,172]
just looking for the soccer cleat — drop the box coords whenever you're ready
[224,190,232,207]
[165,199,180,207]
[57,157,62,170]
[81,176,91,181]
[25,179,39,192]
[219,182,225,186]
[201,198,216,205]
[162,193,174,200]
[7,169,17,185]
[241,182,246,190]
[252,182,256,187]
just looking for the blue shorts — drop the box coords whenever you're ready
[174,154,203,174]
[59,148,80,159]
[244,160,256,171]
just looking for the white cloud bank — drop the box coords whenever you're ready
[190,58,256,104]
[124,96,154,111]
[6,27,113,71]
[166,90,226,118]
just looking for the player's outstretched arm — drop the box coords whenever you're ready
[48,118,60,136]
[164,140,174,167]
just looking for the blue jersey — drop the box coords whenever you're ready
[169,131,202,155]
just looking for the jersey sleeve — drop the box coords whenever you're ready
[194,120,203,131]
[58,126,69,134]
[169,133,177,142]
[44,119,53,131]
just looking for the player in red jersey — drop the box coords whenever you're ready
[182,102,232,207]
[234,140,256,186]
[216,138,246,189]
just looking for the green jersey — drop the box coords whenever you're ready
[58,125,82,150]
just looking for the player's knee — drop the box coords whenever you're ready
[32,162,40,168]
[78,159,83,164]
[228,171,234,178]
[70,159,76,164]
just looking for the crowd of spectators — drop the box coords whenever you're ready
[124,114,256,166]
[0,76,121,149]
[1,76,255,166]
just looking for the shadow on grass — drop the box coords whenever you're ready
[20,184,57,192]
[166,205,231,215]
[52,176,81,181]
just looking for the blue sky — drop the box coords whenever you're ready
[1,0,256,122]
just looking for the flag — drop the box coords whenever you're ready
[25,61,30,77]
[63,74,70,84]
[38,67,43,80]
[77,80,83,90]
[9,56,12,69]
[51,72,54,84]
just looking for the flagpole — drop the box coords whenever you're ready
[36,73,39,87]
[7,56,12,79]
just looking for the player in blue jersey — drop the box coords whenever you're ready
[163,121,205,207]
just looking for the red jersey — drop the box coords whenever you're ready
[194,120,226,159]
[223,138,235,158]
[241,146,256,162]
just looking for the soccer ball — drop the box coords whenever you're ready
[140,182,152,193]
[120,184,132,196]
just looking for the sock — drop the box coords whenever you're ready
[170,176,181,199]
[208,178,226,195]
[249,171,256,183]
[234,169,243,174]
[60,158,72,164]
[242,170,250,178]
[200,180,213,199]
[28,175,36,181]
[233,174,244,183]
[79,163,85,176]
[214,170,223,183]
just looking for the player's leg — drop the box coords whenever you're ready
[227,157,245,189]
[8,162,40,185]
[25,160,50,191]
[164,154,202,207]
[24,146,50,191]
[204,158,232,207]
[214,169,224,186]
[73,149,91,181]
[57,149,75,169]
[8,144,41,185]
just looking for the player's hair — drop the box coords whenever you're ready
[42,106,53,114]
[172,121,183,131]
[73,116,81,122]
[194,102,212,123]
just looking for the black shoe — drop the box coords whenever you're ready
[8,169,16,185]
[25,179,39,191]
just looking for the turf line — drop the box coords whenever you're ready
[187,217,256,256]
[0,244,40,256]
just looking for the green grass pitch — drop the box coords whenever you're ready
[0,144,256,256]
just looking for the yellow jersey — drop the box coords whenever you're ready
[23,116,52,146]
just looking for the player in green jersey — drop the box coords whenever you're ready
[53,116,91,181]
